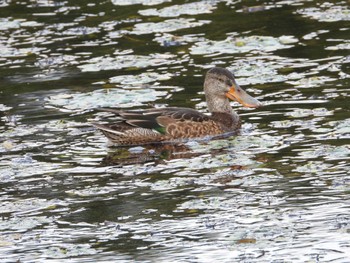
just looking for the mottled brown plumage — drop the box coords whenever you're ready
[92,67,262,146]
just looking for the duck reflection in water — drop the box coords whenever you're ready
[101,133,236,166]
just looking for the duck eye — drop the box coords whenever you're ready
[225,79,233,87]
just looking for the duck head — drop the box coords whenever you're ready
[204,67,262,112]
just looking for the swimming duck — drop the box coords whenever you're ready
[93,67,262,146]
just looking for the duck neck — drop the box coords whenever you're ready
[205,93,234,115]
[206,95,241,131]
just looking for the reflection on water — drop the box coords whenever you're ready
[101,143,196,166]
[0,0,349,262]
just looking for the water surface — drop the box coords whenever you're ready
[1,0,349,262]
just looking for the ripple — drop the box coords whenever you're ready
[111,0,171,6]
[326,42,350,51]
[131,18,210,35]
[0,104,12,111]
[61,26,100,36]
[190,35,298,56]
[0,44,45,58]
[78,53,179,72]
[46,88,169,111]
[139,1,217,17]
[1,0,350,262]
[154,33,205,47]
[109,71,173,85]
[295,145,349,161]
[297,3,350,22]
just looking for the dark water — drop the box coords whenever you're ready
[1,0,350,262]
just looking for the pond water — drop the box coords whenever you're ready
[1,0,350,262]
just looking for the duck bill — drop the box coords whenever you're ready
[225,84,262,108]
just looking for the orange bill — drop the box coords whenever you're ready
[225,84,262,108]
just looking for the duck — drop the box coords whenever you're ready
[92,67,262,146]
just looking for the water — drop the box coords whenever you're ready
[1,0,349,262]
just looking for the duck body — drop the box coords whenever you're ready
[93,67,261,146]
[93,107,240,146]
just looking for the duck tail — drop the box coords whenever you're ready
[91,123,124,135]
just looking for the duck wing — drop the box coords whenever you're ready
[96,107,211,135]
